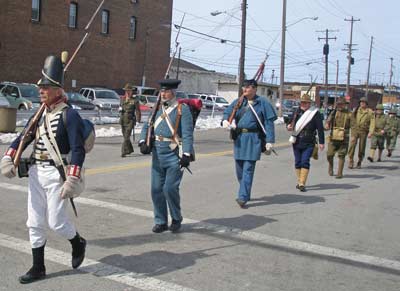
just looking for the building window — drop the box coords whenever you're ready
[101,10,110,34]
[129,16,136,40]
[31,0,41,22]
[69,2,78,28]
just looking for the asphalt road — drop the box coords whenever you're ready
[0,125,400,291]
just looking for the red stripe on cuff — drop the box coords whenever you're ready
[68,165,81,178]
[5,148,16,158]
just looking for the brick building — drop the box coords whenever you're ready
[0,0,172,90]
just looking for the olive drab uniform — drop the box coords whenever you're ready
[120,93,141,157]
[367,105,388,162]
[348,104,374,168]
[325,102,352,178]
[385,110,400,157]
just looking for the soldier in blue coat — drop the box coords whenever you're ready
[222,79,277,208]
[139,79,194,233]
[0,55,86,283]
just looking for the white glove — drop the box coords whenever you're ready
[61,175,85,199]
[1,156,16,179]
[265,143,273,155]
[222,120,230,128]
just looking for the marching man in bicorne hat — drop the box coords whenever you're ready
[0,55,87,283]
[139,79,194,233]
[222,79,276,208]
[287,94,325,192]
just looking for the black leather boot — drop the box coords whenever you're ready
[19,245,46,284]
[69,233,86,269]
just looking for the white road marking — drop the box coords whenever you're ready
[2,182,400,274]
[0,232,196,291]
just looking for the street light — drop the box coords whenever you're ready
[278,0,318,117]
[210,10,241,21]
[142,23,171,86]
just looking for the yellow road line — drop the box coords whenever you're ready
[86,141,290,176]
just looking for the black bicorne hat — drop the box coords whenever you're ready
[242,79,258,87]
[37,55,64,87]
[158,79,181,90]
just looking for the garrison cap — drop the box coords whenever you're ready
[158,79,181,90]
[376,104,384,110]
[359,97,368,104]
[123,83,137,92]
[336,97,346,105]
[37,55,64,88]
[242,79,258,87]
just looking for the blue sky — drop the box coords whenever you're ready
[171,0,400,86]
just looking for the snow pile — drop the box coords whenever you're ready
[0,133,19,144]
[195,115,223,130]
[91,116,120,125]
[274,117,285,125]
[95,125,143,138]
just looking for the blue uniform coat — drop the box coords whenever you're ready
[223,95,277,161]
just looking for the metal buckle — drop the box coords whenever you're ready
[242,128,248,133]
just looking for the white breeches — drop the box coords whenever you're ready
[27,165,76,248]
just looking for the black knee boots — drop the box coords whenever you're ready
[69,233,87,269]
[19,245,46,284]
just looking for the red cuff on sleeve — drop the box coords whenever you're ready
[68,165,81,178]
[5,148,16,158]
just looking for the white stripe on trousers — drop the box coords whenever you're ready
[27,165,76,248]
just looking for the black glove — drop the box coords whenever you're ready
[180,155,191,168]
[139,141,151,154]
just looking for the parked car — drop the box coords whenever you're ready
[176,91,189,100]
[0,82,40,110]
[79,87,120,110]
[203,95,230,110]
[138,95,158,108]
[281,99,300,124]
[0,92,11,107]
[66,92,96,110]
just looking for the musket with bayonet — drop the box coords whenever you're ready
[144,15,186,150]
[13,0,105,216]
[227,54,268,125]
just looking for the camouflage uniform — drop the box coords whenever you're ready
[348,97,374,168]
[325,98,352,178]
[367,104,388,162]
[120,84,141,157]
[385,109,400,157]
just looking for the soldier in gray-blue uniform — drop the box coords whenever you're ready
[222,79,277,208]
[139,79,194,233]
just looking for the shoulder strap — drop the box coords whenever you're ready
[173,103,183,140]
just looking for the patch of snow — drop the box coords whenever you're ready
[91,116,120,125]
[274,117,285,125]
[0,133,19,144]
[195,115,223,130]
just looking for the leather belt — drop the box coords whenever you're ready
[155,135,173,142]
[33,158,68,166]
[238,128,259,133]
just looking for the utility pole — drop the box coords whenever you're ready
[335,60,339,104]
[278,0,287,117]
[389,57,394,95]
[344,16,360,97]
[238,0,247,97]
[271,69,275,84]
[317,29,337,106]
[365,36,373,100]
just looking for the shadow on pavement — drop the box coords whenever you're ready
[199,214,277,231]
[363,165,399,171]
[89,232,182,249]
[344,173,385,179]
[245,194,325,208]
[98,246,224,277]
[307,183,359,191]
